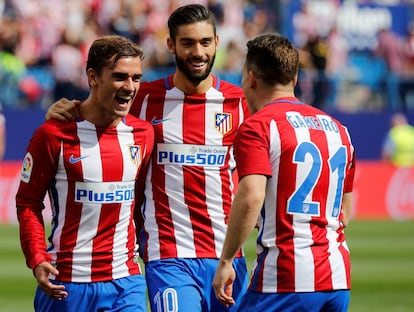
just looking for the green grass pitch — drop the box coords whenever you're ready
[1,220,413,311]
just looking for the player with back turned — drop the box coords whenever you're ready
[213,33,355,312]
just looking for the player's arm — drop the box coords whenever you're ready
[16,123,67,299]
[213,173,266,307]
[341,192,352,227]
[45,98,81,121]
[16,124,59,271]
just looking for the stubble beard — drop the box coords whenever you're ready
[175,54,216,85]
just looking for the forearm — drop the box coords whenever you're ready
[220,175,266,261]
[341,192,352,227]
[17,205,51,269]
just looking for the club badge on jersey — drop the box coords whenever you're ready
[215,112,232,135]
[129,145,142,168]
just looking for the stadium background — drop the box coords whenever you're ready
[0,1,413,311]
[2,0,414,221]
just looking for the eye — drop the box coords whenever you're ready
[201,39,213,47]
[181,40,194,47]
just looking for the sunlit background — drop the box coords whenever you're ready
[1,1,413,311]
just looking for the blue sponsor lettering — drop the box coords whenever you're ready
[158,151,225,166]
[76,188,134,203]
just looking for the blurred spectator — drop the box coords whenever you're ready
[292,2,319,49]
[0,102,5,161]
[51,30,88,102]
[302,34,329,109]
[374,27,408,111]
[401,23,414,110]
[382,113,414,167]
[0,10,26,108]
[326,26,349,110]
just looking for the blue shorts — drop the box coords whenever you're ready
[34,275,147,312]
[145,258,248,312]
[237,289,350,312]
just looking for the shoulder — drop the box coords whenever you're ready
[138,78,167,95]
[36,119,73,136]
[125,114,152,127]
[124,114,154,135]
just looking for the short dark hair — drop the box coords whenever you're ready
[167,4,216,41]
[86,35,144,76]
[246,34,299,86]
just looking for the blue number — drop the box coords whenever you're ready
[287,142,321,215]
[287,142,347,218]
[329,146,346,217]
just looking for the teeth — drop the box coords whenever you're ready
[190,61,205,67]
[118,96,131,101]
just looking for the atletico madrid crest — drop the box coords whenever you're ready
[215,112,232,135]
[129,145,142,168]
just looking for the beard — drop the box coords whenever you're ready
[175,54,216,85]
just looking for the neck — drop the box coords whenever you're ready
[172,72,213,95]
[80,98,120,128]
[251,84,296,113]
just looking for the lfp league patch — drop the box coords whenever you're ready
[20,152,33,183]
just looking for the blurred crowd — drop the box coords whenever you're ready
[1,0,414,112]
[0,0,279,110]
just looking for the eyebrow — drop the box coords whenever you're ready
[112,72,143,79]
[179,36,214,42]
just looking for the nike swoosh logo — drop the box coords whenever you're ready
[69,154,88,164]
[151,117,170,125]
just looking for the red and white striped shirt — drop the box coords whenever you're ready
[131,75,249,261]
[16,116,154,282]
[234,97,355,293]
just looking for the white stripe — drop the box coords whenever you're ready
[163,89,196,257]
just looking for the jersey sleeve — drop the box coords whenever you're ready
[234,117,272,179]
[16,121,62,270]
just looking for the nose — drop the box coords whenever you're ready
[192,43,204,57]
[123,77,136,91]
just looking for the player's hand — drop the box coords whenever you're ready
[45,98,81,121]
[34,262,68,300]
[212,260,236,307]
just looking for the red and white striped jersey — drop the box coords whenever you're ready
[234,97,355,293]
[131,75,249,261]
[16,116,154,282]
